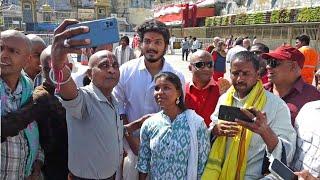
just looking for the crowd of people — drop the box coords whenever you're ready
[1,18,320,180]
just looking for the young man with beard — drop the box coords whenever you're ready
[203,51,296,180]
[113,19,185,180]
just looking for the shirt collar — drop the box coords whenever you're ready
[291,77,305,94]
[1,77,23,96]
[88,83,116,105]
[265,77,305,94]
[189,78,217,90]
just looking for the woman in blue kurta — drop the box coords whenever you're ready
[136,72,210,180]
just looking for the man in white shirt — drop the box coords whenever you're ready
[203,51,296,180]
[113,19,185,180]
[169,34,176,55]
[224,37,247,81]
[191,37,201,53]
[291,100,320,179]
[114,36,135,65]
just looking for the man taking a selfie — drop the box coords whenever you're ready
[202,51,296,179]
[49,19,148,180]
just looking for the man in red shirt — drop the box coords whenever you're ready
[185,50,220,127]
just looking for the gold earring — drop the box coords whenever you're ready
[176,97,180,104]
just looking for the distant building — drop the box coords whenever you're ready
[2,3,23,30]
[1,0,156,32]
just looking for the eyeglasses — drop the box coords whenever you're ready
[266,58,282,68]
[191,61,213,69]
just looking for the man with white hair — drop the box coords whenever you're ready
[206,36,221,54]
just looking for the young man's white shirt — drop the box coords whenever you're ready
[113,56,185,125]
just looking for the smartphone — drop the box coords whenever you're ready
[67,18,120,48]
[269,159,298,180]
[218,105,254,123]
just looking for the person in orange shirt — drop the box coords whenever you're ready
[295,34,319,84]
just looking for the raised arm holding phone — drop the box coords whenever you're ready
[50,19,148,180]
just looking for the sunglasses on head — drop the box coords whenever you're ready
[266,58,282,68]
[192,61,213,69]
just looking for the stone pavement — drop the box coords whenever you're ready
[164,52,192,82]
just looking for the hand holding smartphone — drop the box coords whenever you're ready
[218,105,255,123]
[269,159,298,180]
[67,18,120,48]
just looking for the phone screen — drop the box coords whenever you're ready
[218,105,254,123]
[270,159,298,180]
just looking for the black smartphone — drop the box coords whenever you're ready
[269,159,298,180]
[218,105,254,123]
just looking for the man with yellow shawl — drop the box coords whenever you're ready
[203,51,296,180]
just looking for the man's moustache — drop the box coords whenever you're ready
[146,50,157,53]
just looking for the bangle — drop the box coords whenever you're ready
[49,65,72,85]
[49,65,72,93]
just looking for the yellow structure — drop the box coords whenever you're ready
[41,3,53,22]
[94,0,111,19]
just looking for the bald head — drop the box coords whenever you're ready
[190,50,212,63]
[1,30,32,53]
[22,34,46,79]
[88,50,117,68]
[39,45,52,83]
[40,45,52,69]
[26,34,46,48]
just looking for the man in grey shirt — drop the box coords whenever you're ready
[50,20,146,180]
